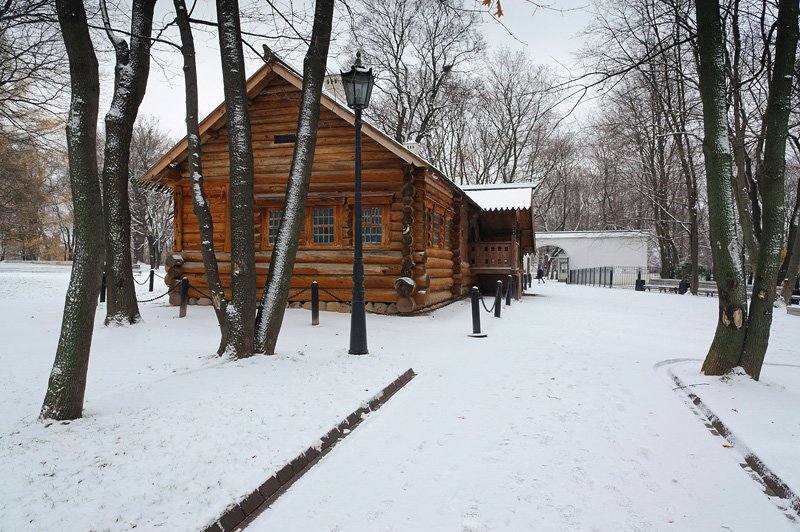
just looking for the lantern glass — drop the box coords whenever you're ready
[340,54,375,110]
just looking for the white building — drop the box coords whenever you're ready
[534,231,650,282]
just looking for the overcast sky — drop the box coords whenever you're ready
[122,0,593,141]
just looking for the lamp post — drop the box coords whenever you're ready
[341,52,375,355]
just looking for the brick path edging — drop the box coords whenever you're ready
[668,368,800,520]
[202,368,417,532]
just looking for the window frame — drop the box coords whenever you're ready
[310,206,337,246]
[426,200,454,250]
[360,205,386,246]
[432,212,441,246]
[259,207,286,250]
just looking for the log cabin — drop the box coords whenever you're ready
[140,56,535,313]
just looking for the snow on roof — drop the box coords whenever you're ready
[537,231,651,239]
[461,184,535,211]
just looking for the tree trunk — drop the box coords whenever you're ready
[778,165,800,286]
[147,234,156,269]
[740,0,799,380]
[101,0,156,325]
[174,0,230,354]
[696,0,748,376]
[41,0,105,421]
[216,0,256,358]
[781,215,800,304]
[255,0,335,355]
[728,1,761,266]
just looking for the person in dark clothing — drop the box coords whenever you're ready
[536,268,545,283]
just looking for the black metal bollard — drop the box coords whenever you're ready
[311,281,319,326]
[469,286,486,337]
[179,278,189,318]
[505,275,512,306]
[527,273,532,288]
[514,275,520,300]
[148,269,154,292]
[494,280,502,318]
[609,269,614,288]
[100,272,106,303]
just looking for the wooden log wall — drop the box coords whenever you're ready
[414,170,462,308]
[170,76,448,310]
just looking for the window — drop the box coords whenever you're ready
[312,207,335,244]
[432,212,441,246]
[274,134,297,144]
[362,207,383,244]
[444,218,451,247]
[267,210,282,244]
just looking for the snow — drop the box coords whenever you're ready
[1,263,799,530]
[462,184,535,211]
[537,230,650,239]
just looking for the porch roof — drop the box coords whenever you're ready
[461,183,536,211]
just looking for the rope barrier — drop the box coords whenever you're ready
[189,286,214,300]
[132,274,149,286]
[287,287,310,300]
[478,293,496,314]
[319,287,346,303]
[136,283,180,303]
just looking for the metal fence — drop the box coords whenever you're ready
[569,265,766,290]
[568,266,646,289]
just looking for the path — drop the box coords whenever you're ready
[248,283,798,531]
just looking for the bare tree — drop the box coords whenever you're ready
[0,139,49,259]
[582,0,704,286]
[423,75,477,184]
[737,0,798,378]
[0,0,67,147]
[128,116,174,268]
[698,0,798,379]
[49,171,74,261]
[350,0,484,150]
[99,0,156,325]
[779,134,800,302]
[173,0,231,355]
[216,0,257,358]
[256,0,335,355]
[474,49,557,184]
[40,0,105,421]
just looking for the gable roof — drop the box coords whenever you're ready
[140,56,449,187]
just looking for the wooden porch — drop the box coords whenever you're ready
[468,240,519,274]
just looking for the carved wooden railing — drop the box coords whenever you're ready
[468,241,513,270]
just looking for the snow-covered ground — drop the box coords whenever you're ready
[1,262,798,531]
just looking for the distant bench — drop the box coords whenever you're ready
[644,279,681,293]
[643,279,724,296]
[644,279,775,298]
[697,280,718,296]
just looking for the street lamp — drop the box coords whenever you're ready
[341,52,375,355]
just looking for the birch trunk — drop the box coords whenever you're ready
[41,0,104,420]
[256,0,335,355]
[101,0,156,325]
[174,0,230,354]
[216,0,255,358]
